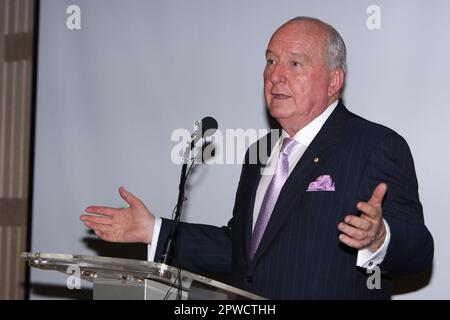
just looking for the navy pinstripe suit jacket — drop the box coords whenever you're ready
[155,101,433,299]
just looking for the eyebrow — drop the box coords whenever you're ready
[265,50,308,59]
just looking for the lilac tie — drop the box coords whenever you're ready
[250,137,298,259]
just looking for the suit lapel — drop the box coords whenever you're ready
[250,101,349,264]
[242,130,281,262]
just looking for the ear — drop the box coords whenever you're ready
[328,68,345,98]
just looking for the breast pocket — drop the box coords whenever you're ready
[299,190,340,221]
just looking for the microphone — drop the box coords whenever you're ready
[189,116,218,150]
[159,116,218,266]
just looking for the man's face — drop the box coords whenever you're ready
[264,21,334,132]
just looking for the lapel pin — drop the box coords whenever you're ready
[313,157,320,164]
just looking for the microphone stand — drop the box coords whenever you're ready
[158,116,217,267]
[159,134,198,266]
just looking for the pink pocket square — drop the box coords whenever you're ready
[307,175,335,192]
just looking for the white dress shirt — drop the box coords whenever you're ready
[149,100,390,269]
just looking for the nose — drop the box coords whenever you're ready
[268,63,286,85]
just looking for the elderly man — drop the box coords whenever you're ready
[81,17,433,299]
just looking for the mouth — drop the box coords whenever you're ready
[272,93,291,99]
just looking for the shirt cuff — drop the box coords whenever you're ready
[356,218,391,269]
[147,217,162,262]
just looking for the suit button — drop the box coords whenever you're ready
[246,276,253,283]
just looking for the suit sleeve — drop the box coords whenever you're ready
[154,218,233,273]
[358,132,434,275]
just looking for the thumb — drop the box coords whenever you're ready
[119,186,140,207]
[368,182,387,207]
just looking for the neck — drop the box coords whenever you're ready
[279,98,339,137]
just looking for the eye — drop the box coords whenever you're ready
[292,61,303,68]
[266,59,276,65]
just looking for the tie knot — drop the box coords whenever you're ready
[280,138,298,156]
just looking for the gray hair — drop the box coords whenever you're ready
[287,16,347,73]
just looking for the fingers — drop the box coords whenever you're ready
[338,233,367,249]
[82,218,124,243]
[119,186,140,206]
[338,219,373,249]
[94,230,104,238]
[344,215,371,231]
[80,214,112,225]
[338,222,367,241]
[356,201,380,220]
[356,183,387,220]
[338,216,374,249]
[93,229,115,242]
[338,183,387,251]
[83,221,111,233]
[367,183,387,208]
[85,206,117,217]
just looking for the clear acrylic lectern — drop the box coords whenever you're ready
[21,252,265,300]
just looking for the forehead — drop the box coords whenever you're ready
[267,21,326,56]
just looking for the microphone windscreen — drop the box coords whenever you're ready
[200,116,218,137]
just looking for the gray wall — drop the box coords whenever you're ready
[31,0,450,299]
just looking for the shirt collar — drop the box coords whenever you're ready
[281,100,339,147]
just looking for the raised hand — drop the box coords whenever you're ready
[338,183,387,252]
[80,187,155,244]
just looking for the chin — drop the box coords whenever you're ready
[268,106,293,120]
